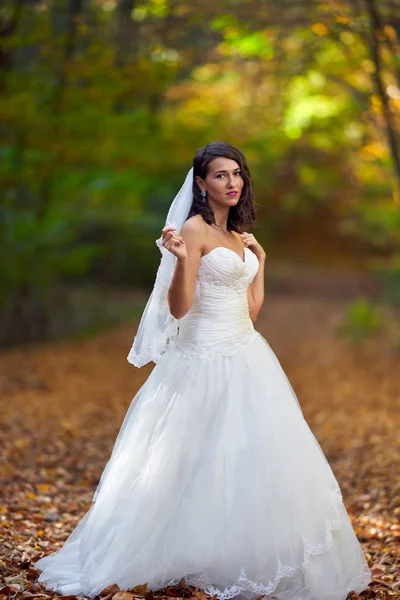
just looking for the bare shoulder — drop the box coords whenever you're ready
[180,215,207,250]
[180,214,205,235]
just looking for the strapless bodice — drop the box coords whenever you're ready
[174,246,261,358]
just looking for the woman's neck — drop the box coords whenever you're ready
[211,207,230,232]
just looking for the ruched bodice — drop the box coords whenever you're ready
[174,246,261,358]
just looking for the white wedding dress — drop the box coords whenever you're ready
[35,246,372,600]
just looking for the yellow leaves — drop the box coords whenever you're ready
[112,593,135,600]
[339,31,355,45]
[14,438,29,449]
[192,65,220,83]
[360,142,387,161]
[2,303,400,599]
[166,66,246,131]
[97,0,117,10]
[193,590,209,600]
[60,419,74,431]
[383,25,397,42]
[311,23,329,36]
[129,585,148,595]
[281,37,303,53]
[79,479,92,487]
[370,94,384,115]
[375,25,398,43]
[362,59,376,74]
[336,15,351,25]
[37,483,50,493]
[132,0,168,21]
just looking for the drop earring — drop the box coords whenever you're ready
[201,189,207,202]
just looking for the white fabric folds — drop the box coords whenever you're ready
[127,167,194,368]
[35,246,372,600]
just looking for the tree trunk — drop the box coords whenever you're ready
[115,0,137,67]
[364,0,400,204]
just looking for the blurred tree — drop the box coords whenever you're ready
[1,0,400,345]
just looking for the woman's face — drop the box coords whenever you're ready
[197,156,244,208]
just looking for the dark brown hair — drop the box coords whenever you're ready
[187,141,257,232]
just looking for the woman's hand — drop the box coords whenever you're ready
[239,232,266,261]
[161,225,188,261]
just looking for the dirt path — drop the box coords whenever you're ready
[0,273,399,598]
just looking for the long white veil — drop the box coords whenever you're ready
[127,167,194,367]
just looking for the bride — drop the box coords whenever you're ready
[35,141,372,600]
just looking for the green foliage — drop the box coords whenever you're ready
[211,17,274,60]
[370,255,400,306]
[337,298,383,342]
[1,0,400,344]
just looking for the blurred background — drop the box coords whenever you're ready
[1,0,400,347]
[1,3,400,592]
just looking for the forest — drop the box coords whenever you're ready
[1,1,400,599]
[1,0,400,344]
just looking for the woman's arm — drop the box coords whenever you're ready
[164,217,205,320]
[247,254,266,322]
[237,231,267,323]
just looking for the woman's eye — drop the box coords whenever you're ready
[216,172,241,178]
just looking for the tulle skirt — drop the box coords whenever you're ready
[35,333,371,600]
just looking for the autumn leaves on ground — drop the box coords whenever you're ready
[1,268,399,600]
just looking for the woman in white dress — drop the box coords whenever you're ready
[35,141,372,600]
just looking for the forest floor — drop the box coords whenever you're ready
[0,263,399,600]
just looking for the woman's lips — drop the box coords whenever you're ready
[227,192,238,196]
